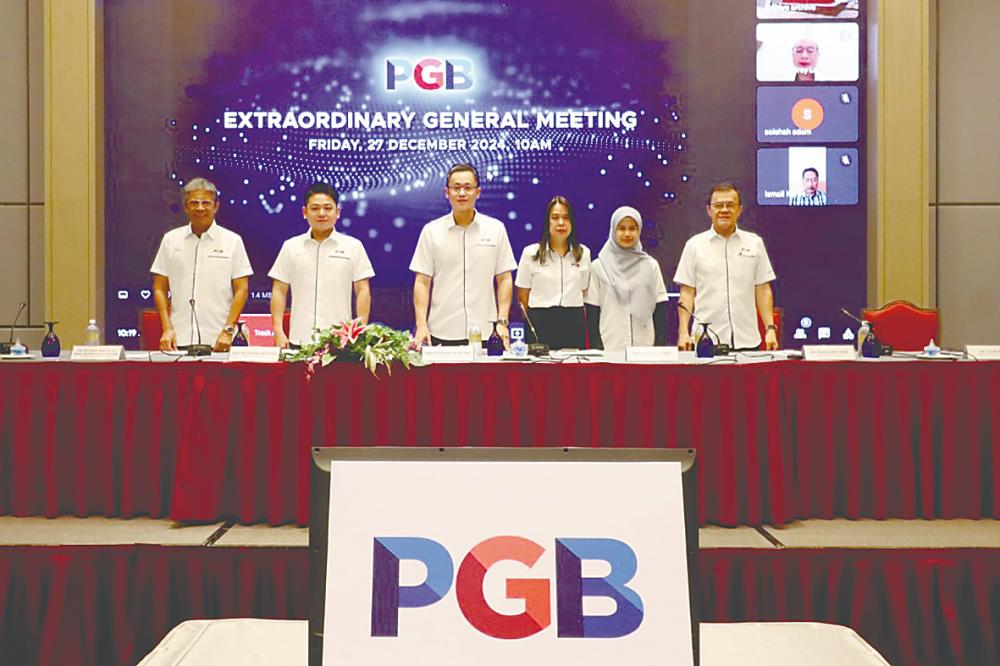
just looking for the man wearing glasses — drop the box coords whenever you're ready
[410,163,517,346]
[150,178,253,352]
[674,183,778,351]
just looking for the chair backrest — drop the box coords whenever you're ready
[139,309,291,349]
[757,307,783,350]
[861,300,939,351]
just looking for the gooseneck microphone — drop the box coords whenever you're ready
[1,302,27,354]
[185,237,213,356]
[517,301,549,356]
[186,298,213,356]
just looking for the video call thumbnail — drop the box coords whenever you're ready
[757,86,858,143]
[756,0,860,20]
[757,147,859,206]
[756,22,860,83]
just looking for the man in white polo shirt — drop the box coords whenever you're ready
[150,178,253,352]
[410,163,517,346]
[674,183,778,351]
[268,182,374,348]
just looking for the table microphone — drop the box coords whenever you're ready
[186,298,213,356]
[517,301,549,356]
[1,302,26,354]
[676,302,731,356]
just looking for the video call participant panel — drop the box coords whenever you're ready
[757,86,858,143]
[756,22,860,83]
[757,0,861,20]
[757,147,859,206]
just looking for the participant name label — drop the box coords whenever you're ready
[802,345,856,362]
[965,345,1000,360]
[227,346,282,363]
[70,345,126,361]
[625,346,679,363]
[421,346,475,364]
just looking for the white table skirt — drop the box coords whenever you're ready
[139,618,891,666]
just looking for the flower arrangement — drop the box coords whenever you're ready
[289,318,423,377]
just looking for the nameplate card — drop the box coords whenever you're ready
[227,346,282,363]
[421,345,475,363]
[625,346,679,363]
[965,345,1000,361]
[802,345,857,362]
[70,345,126,361]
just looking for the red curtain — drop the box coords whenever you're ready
[1,546,997,666]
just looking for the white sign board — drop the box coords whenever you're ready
[70,345,125,361]
[966,345,1000,361]
[802,345,856,362]
[226,346,281,363]
[421,345,475,363]
[625,346,679,363]
[324,460,692,666]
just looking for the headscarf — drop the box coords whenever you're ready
[594,206,661,317]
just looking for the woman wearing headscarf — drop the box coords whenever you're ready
[584,206,668,350]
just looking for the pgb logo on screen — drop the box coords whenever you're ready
[385,58,473,91]
[371,536,644,639]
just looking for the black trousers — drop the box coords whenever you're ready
[526,306,587,350]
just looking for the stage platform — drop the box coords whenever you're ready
[1,517,997,666]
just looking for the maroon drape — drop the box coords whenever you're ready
[2,361,999,526]
[1,545,997,666]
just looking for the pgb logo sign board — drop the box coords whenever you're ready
[322,460,693,666]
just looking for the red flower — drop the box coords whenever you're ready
[333,318,367,348]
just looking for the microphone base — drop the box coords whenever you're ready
[185,344,214,357]
[713,343,732,356]
[0,343,11,354]
[527,343,549,356]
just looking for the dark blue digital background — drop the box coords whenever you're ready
[104,0,867,347]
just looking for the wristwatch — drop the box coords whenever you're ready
[765,324,777,332]
[222,324,236,335]
[497,318,509,327]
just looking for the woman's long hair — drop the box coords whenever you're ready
[533,196,584,265]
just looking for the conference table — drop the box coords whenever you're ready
[1,354,998,526]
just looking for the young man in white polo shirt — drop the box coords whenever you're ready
[674,183,778,351]
[150,178,253,352]
[268,182,374,348]
[410,163,517,346]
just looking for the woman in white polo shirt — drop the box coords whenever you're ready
[515,196,591,349]
[584,206,668,350]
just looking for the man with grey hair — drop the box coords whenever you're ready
[150,178,253,352]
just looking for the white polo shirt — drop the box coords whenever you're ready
[150,221,253,347]
[268,230,375,345]
[515,243,592,308]
[409,211,517,340]
[584,258,668,350]
[673,227,776,350]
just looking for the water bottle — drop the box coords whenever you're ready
[468,325,482,348]
[486,322,505,357]
[85,319,101,346]
[856,320,869,356]
[509,323,528,357]
[861,324,879,359]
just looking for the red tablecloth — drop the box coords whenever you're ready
[1,360,999,526]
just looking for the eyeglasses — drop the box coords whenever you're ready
[187,200,216,208]
[794,46,818,55]
[448,185,478,195]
